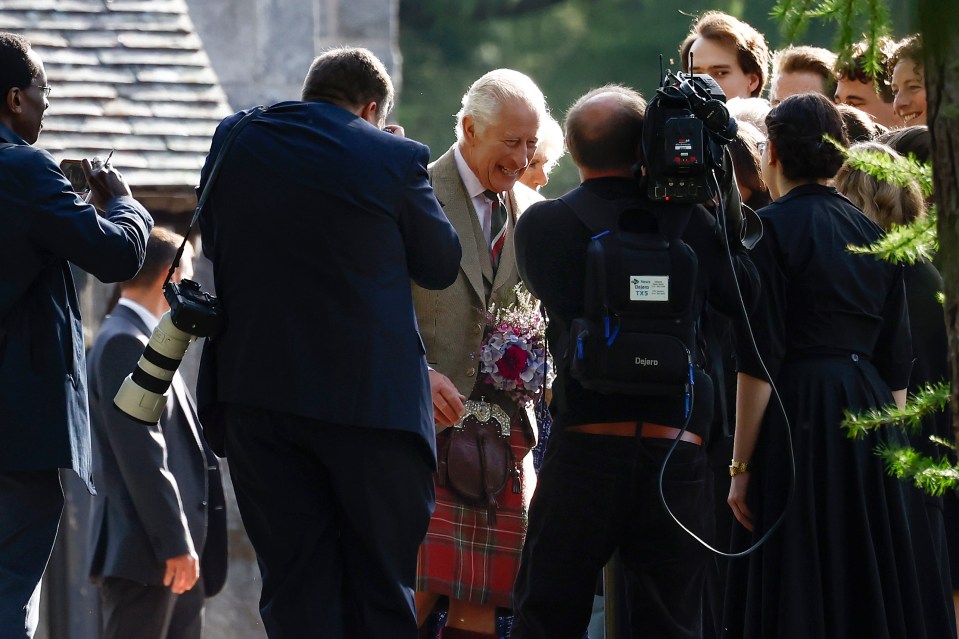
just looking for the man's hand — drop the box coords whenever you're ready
[429,369,465,430]
[163,552,199,595]
[383,124,405,137]
[82,157,132,212]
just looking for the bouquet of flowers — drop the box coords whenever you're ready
[477,284,552,405]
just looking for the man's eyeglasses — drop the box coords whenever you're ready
[32,84,52,98]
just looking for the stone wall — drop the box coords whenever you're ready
[185,0,399,110]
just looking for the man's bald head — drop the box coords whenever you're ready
[564,85,646,174]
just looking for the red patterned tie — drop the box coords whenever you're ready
[484,189,507,266]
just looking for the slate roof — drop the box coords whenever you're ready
[0,0,231,192]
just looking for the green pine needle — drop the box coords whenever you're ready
[929,435,957,452]
[843,381,951,438]
[773,0,889,79]
[841,144,934,197]
[875,444,959,495]
[846,212,938,265]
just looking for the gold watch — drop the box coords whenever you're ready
[729,459,750,477]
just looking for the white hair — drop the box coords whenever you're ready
[726,96,771,136]
[537,114,565,166]
[454,68,548,142]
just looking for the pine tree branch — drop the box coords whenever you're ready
[843,381,951,438]
[841,143,934,196]
[772,0,892,80]
[847,209,938,265]
[875,444,959,495]
[826,139,938,264]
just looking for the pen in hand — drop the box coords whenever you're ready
[91,149,114,171]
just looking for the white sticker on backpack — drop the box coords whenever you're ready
[630,275,669,301]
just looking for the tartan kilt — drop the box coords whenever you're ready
[416,418,536,608]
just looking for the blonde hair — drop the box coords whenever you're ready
[834,141,925,230]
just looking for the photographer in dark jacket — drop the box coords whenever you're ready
[0,32,153,639]
[510,85,758,639]
[196,47,460,638]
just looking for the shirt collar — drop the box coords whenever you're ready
[776,183,837,204]
[453,144,490,200]
[118,297,160,333]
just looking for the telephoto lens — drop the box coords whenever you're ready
[114,279,221,424]
[113,313,196,423]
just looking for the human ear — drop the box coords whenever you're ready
[462,115,476,144]
[5,87,23,114]
[359,101,379,126]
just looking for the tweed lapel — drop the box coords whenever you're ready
[430,147,488,303]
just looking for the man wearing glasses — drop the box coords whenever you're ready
[0,32,153,638]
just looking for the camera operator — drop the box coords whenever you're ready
[0,32,153,637]
[510,85,758,639]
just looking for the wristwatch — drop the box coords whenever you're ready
[729,459,750,477]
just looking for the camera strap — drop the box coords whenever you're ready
[163,106,268,288]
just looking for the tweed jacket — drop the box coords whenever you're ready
[412,145,542,433]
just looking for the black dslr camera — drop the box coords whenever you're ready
[642,70,737,204]
[164,279,223,338]
[114,279,222,424]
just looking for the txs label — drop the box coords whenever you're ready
[630,275,669,301]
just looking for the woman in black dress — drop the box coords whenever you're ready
[722,93,955,638]
[836,140,958,635]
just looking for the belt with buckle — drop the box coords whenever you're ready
[566,421,703,446]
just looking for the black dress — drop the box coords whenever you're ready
[722,184,956,638]
[904,260,959,592]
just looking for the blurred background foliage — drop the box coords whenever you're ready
[397,0,918,196]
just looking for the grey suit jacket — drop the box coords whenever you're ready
[412,145,541,433]
[86,303,226,590]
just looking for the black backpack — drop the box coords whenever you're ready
[561,187,699,399]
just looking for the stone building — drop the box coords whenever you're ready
[0,0,398,637]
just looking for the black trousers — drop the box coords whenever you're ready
[0,470,63,639]
[512,431,709,639]
[224,406,434,639]
[99,576,205,639]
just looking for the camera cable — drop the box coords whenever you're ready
[654,169,796,558]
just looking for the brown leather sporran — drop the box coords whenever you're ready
[437,399,521,523]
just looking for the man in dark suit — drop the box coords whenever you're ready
[0,33,153,639]
[87,228,227,639]
[196,47,461,638]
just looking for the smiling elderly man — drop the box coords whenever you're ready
[412,68,548,639]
